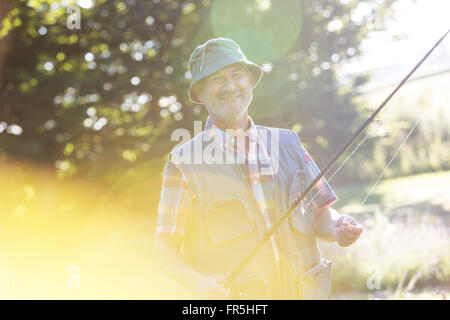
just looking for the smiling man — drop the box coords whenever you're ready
[193,63,254,130]
[154,38,363,299]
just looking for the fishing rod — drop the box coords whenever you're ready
[223,29,450,288]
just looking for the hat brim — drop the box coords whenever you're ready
[189,60,263,104]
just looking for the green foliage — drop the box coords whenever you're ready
[339,72,450,185]
[0,0,402,186]
[324,171,450,296]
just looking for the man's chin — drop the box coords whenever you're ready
[222,107,249,119]
[206,100,250,121]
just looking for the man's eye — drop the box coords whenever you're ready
[233,73,243,78]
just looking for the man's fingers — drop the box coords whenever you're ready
[338,238,353,247]
[342,216,352,226]
[343,216,363,228]
[338,227,355,242]
[342,228,358,240]
[340,221,363,234]
[336,216,363,247]
[346,224,363,235]
[335,216,364,247]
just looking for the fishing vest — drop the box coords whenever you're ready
[170,125,331,299]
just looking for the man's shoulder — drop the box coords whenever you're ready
[169,130,208,158]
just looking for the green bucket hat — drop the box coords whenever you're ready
[188,38,263,104]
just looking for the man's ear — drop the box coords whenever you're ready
[193,83,204,103]
[245,66,254,85]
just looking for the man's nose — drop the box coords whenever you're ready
[222,76,238,91]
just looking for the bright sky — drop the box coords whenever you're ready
[342,0,450,77]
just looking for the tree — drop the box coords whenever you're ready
[0,0,397,185]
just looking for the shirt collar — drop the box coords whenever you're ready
[204,116,273,170]
[205,116,259,142]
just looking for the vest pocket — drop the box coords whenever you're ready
[298,258,332,300]
[289,169,314,235]
[204,198,254,245]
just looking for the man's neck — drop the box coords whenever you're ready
[210,113,250,132]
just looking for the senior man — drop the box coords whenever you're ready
[154,38,363,299]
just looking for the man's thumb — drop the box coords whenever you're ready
[342,216,351,226]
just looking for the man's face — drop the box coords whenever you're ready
[196,64,253,121]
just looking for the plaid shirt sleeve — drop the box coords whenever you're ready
[156,160,192,236]
[298,141,338,210]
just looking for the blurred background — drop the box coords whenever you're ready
[0,0,448,299]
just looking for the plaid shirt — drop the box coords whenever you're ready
[156,118,337,248]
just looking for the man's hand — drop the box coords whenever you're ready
[332,215,363,247]
[195,274,231,299]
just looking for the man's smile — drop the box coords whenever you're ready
[220,95,240,100]
[197,63,254,121]
[219,92,241,100]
